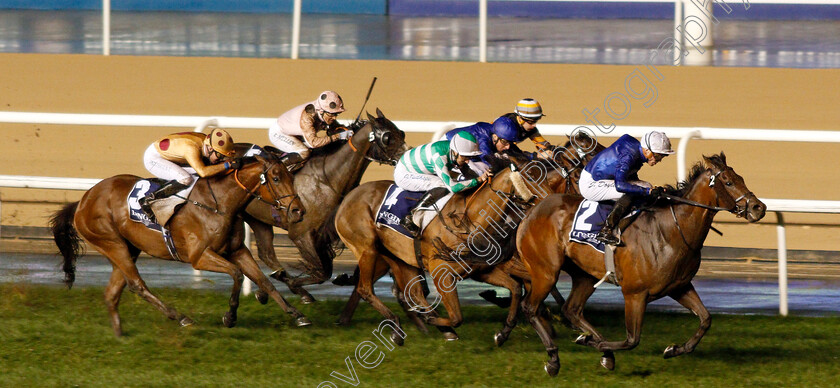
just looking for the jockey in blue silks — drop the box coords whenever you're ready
[579,131,675,245]
[441,98,554,176]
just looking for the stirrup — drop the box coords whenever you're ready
[400,215,420,237]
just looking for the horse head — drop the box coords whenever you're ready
[239,155,305,223]
[701,152,766,222]
[361,108,407,165]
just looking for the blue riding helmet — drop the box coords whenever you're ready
[491,116,519,142]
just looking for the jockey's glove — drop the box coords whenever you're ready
[337,130,354,141]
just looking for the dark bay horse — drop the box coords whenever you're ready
[50,156,309,337]
[239,109,407,303]
[334,131,607,343]
[516,153,766,375]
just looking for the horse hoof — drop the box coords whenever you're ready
[600,354,616,371]
[223,312,237,328]
[544,361,560,377]
[391,331,405,346]
[255,290,269,305]
[442,332,459,342]
[301,295,316,304]
[295,317,312,327]
[494,331,507,347]
[574,334,590,346]
[179,317,195,327]
[663,344,679,359]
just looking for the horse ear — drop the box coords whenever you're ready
[366,112,376,122]
[376,108,384,118]
[719,151,727,165]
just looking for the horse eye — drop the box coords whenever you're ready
[726,181,733,186]
[382,133,391,145]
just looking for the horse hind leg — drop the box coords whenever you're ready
[91,239,193,330]
[229,247,311,327]
[522,272,561,377]
[664,283,710,359]
[104,267,127,337]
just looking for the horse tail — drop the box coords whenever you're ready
[49,201,83,289]
[315,207,343,275]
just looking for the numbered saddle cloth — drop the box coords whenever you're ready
[375,184,454,238]
[569,200,639,253]
[127,178,197,228]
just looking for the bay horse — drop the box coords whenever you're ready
[50,156,309,337]
[239,109,407,304]
[516,153,766,375]
[333,131,607,343]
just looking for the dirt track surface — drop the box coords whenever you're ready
[1,54,839,251]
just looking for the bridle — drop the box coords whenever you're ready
[349,119,403,166]
[233,160,300,219]
[664,166,754,250]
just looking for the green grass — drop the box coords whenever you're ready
[1,283,839,388]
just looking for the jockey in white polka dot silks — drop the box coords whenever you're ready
[269,90,355,171]
[394,131,493,236]
[579,130,675,245]
[140,129,239,221]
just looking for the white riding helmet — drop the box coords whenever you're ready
[449,131,482,157]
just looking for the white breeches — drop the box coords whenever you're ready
[394,163,447,192]
[268,122,311,158]
[143,144,196,185]
[579,170,651,202]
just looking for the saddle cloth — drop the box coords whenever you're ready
[569,199,640,253]
[375,184,454,238]
[127,178,199,260]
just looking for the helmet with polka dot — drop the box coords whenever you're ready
[204,129,235,157]
[314,91,346,114]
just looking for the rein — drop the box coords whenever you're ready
[233,163,299,216]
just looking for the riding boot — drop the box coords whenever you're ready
[400,187,449,237]
[596,194,633,245]
[280,152,306,173]
[139,180,189,222]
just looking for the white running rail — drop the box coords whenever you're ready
[2,111,839,315]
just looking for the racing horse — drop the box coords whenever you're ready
[516,153,766,375]
[333,131,607,342]
[239,109,407,304]
[50,156,308,337]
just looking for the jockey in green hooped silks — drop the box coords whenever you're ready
[393,131,493,236]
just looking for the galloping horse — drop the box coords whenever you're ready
[334,131,607,342]
[239,109,407,303]
[50,156,309,337]
[516,153,766,375]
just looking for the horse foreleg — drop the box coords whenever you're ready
[563,270,615,370]
[595,292,648,354]
[104,267,127,337]
[354,251,405,346]
[472,268,522,347]
[229,247,311,327]
[277,232,328,304]
[190,248,244,328]
[522,271,561,377]
[664,283,710,359]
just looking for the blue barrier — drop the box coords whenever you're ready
[0,0,386,14]
[389,0,840,20]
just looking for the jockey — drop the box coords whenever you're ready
[493,98,554,158]
[394,131,492,236]
[579,131,675,245]
[441,118,516,176]
[269,91,354,170]
[140,129,239,220]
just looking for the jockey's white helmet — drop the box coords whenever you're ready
[449,131,481,157]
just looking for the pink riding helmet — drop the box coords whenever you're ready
[314,91,346,114]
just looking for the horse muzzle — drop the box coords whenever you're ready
[742,195,766,223]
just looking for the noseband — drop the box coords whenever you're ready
[234,162,300,217]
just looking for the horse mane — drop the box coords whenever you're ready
[661,152,727,198]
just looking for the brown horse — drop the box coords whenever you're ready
[238,109,407,304]
[516,153,766,375]
[333,131,607,343]
[50,156,309,337]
